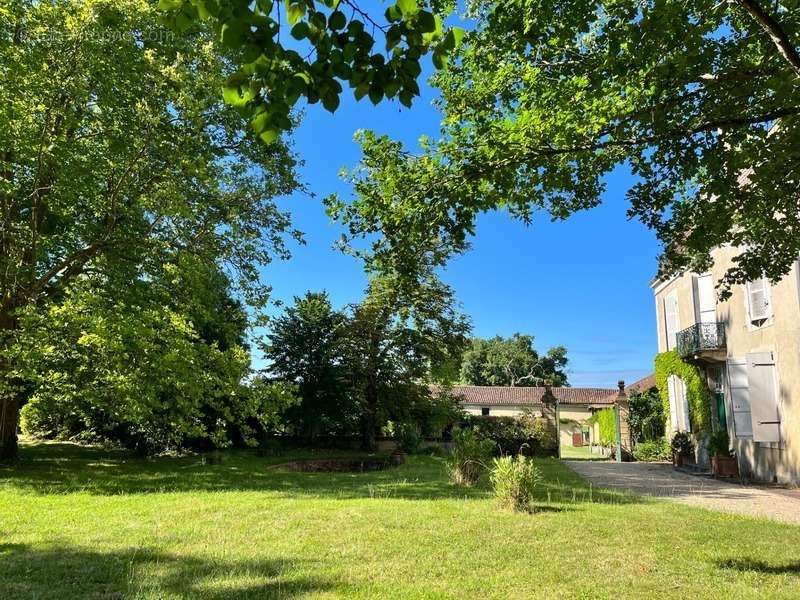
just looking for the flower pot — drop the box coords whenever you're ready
[711,455,739,478]
[389,451,407,466]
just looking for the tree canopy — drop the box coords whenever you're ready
[0,0,301,458]
[159,0,465,142]
[459,334,569,387]
[331,0,800,296]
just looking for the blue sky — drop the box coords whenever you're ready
[258,64,661,389]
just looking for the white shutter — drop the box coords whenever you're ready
[727,359,753,438]
[667,375,690,432]
[696,273,716,323]
[746,352,781,442]
[667,375,679,431]
[746,279,771,322]
[664,292,679,350]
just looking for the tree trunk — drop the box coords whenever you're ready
[361,380,378,452]
[0,397,19,462]
[0,310,19,462]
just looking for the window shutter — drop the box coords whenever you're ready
[667,375,690,432]
[727,359,753,438]
[664,293,679,350]
[667,375,679,431]
[746,352,781,442]
[747,279,770,321]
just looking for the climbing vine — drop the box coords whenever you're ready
[588,407,616,447]
[654,351,712,435]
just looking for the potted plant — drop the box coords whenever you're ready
[707,429,739,478]
[670,431,694,467]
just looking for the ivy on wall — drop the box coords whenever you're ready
[654,351,712,435]
[588,407,616,447]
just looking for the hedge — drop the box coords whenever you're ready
[654,350,712,435]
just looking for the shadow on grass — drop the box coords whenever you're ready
[0,441,641,506]
[717,558,800,575]
[0,542,330,599]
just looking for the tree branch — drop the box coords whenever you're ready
[735,0,800,77]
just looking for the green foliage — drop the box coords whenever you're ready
[160,0,464,142]
[0,0,301,457]
[331,0,800,297]
[489,455,542,512]
[628,386,666,444]
[655,351,712,434]
[590,407,617,448]
[447,428,494,486]
[464,411,556,457]
[632,438,671,462]
[459,334,569,387]
[670,431,695,457]
[384,421,422,454]
[15,268,298,453]
[707,429,732,458]
[261,292,354,439]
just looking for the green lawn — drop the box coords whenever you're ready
[2,441,799,599]
[559,445,610,460]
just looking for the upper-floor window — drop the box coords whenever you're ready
[745,278,772,325]
[481,407,490,416]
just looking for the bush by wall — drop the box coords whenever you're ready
[462,413,556,457]
[654,351,712,434]
[632,438,671,462]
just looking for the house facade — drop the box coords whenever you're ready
[652,248,800,483]
[450,384,620,449]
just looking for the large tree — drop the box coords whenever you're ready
[261,292,353,439]
[341,273,469,450]
[331,0,800,296]
[459,334,569,387]
[0,0,300,459]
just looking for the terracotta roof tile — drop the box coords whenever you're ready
[444,385,618,407]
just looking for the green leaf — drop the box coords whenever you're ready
[322,92,340,113]
[417,11,435,34]
[368,85,383,105]
[284,1,306,26]
[385,5,402,22]
[432,47,446,70]
[451,26,465,47]
[220,20,248,48]
[396,0,418,18]
[259,128,279,144]
[329,10,346,31]
[354,82,370,100]
[290,21,309,40]
[222,76,255,107]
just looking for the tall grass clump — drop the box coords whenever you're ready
[489,455,542,512]
[447,428,494,486]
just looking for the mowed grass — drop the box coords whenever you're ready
[559,445,610,460]
[2,441,800,599]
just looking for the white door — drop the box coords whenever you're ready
[667,374,691,432]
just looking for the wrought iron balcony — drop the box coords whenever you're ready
[676,322,726,359]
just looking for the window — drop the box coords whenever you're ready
[746,278,772,324]
[664,291,680,350]
[694,273,716,323]
[481,407,490,416]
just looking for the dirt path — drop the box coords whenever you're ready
[565,460,800,525]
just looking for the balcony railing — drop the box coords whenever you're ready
[676,322,726,358]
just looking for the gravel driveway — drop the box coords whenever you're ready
[565,460,800,525]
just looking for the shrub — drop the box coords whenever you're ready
[462,411,556,457]
[490,455,542,512]
[387,422,422,454]
[632,438,671,462]
[707,429,732,458]
[670,431,694,456]
[589,407,616,448]
[447,428,495,486]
